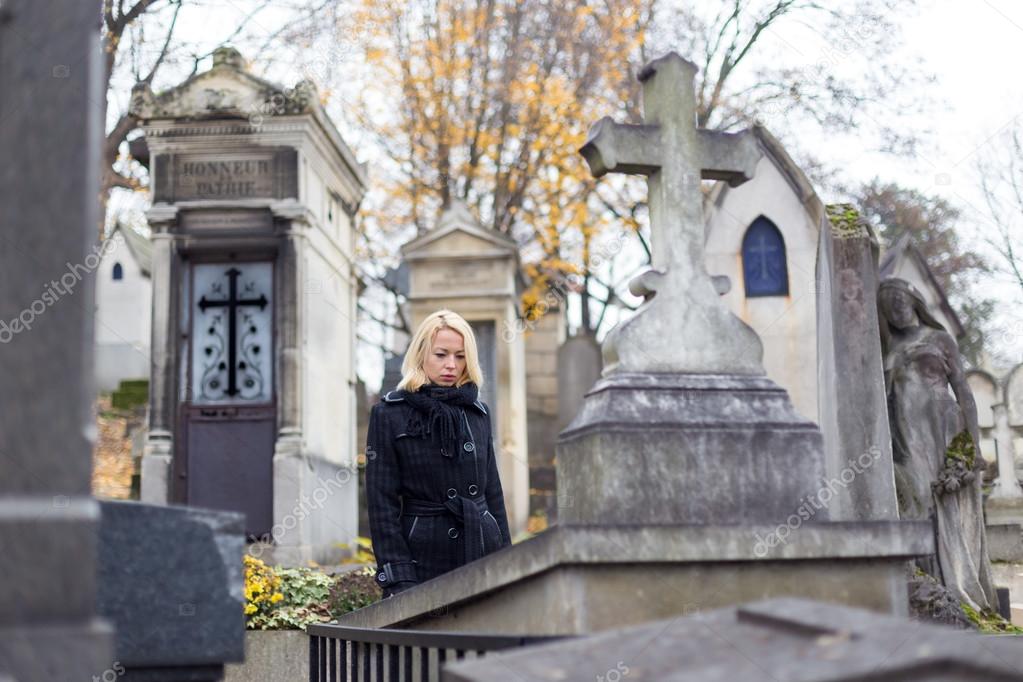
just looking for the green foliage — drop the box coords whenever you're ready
[244,559,381,631]
[327,567,381,616]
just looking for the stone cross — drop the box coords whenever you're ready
[580,52,765,375]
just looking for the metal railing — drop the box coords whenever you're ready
[308,623,569,681]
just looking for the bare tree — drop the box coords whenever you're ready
[977,126,1023,296]
[646,1,932,156]
[100,0,347,237]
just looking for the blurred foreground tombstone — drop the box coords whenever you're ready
[0,4,245,680]
[0,0,116,678]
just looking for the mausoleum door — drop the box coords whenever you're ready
[178,261,276,539]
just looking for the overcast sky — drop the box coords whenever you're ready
[113,0,1023,383]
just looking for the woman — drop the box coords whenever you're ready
[366,309,512,597]
[879,277,996,612]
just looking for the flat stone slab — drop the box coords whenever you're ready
[441,597,1023,681]
[337,522,932,632]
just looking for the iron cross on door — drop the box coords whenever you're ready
[197,267,268,397]
[182,262,275,540]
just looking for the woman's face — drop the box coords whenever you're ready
[423,327,466,386]
[880,288,919,330]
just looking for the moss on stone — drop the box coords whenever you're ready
[825,203,866,239]
[961,602,1023,634]
[946,429,976,469]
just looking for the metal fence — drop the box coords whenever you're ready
[308,623,569,681]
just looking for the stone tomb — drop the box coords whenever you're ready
[334,53,931,636]
[135,47,367,565]
[399,201,531,536]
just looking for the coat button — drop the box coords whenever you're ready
[448,527,459,539]
[447,487,457,499]
[463,442,475,452]
[468,484,479,495]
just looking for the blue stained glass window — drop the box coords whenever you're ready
[742,217,788,297]
[112,262,123,281]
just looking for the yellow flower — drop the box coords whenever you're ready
[270,593,284,604]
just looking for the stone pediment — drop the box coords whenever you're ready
[131,46,316,121]
[402,200,518,260]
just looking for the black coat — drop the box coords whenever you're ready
[366,388,512,597]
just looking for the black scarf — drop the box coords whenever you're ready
[403,382,480,457]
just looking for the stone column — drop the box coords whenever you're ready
[140,211,178,504]
[0,0,114,676]
[270,216,309,564]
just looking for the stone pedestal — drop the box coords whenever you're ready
[557,373,828,525]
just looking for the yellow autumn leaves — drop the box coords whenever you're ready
[352,0,649,323]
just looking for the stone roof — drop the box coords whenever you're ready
[110,222,152,278]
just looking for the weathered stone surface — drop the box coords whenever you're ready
[815,205,898,521]
[557,372,827,525]
[97,501,245,676]
[442,598,1023,682]
[335,521,931,634]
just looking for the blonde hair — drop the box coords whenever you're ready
[397,309,484,392]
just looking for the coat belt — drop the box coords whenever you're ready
[403,495,489,564]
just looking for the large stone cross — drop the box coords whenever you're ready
[580,52,765,375]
